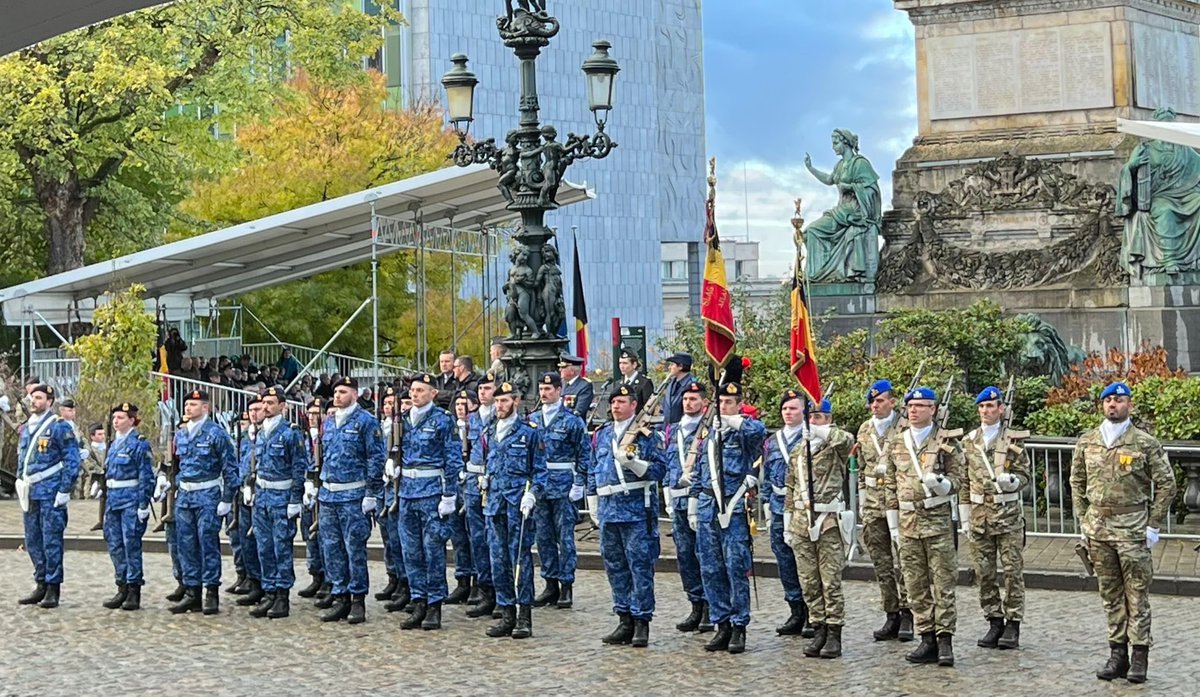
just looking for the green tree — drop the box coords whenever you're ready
[0,0,398,280]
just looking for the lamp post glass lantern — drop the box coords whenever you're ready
[442,1,618,395]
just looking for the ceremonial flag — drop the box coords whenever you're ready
[790,214,822,402]
[572,234,590,371]
[701,160,736,370]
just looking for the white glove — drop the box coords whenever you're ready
[619,448,636,463]
[384,458,397,481]
[622,457,649,477]
[1146,527,1160,548]
[241,485,254,506]
[744,474,758,490]
[458,470,468,483]
[886,509,900,543]
[89,481,102,499]
[520,490,537,517]
[677,473,692,488]
[153,474,170,502]
[925,474,952,496]
[996,472,1021,493]
[362,497,379,516]
[303,481,317,508]
[437,495,456,517]
[783,511,795,547]
[287,503,302,519]
[79,448,91,462]
[921,472,940,491]
[587,495,600,527]
[958,504,973,534]
[569,483,585,502]
[0,395,10,412]
[136,507,150,522]
[53,492,70,508]
[720,414,744,430]
[216,501,232,518]
[874,463,887,477]
[687,497,699,532]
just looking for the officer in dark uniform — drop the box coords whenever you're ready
[558,355,594,421]
[617,349,654,410]
[661,353,698,426]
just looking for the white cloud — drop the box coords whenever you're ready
[861,11,914,42]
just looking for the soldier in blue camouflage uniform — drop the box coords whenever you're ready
[225,409,251,597]
[232,399,266,609]
[766,389,812,637]
[589,384,667,648]
[660,380,712,633]
[531,372,591,610]
[463,375,498,619]
[168,390,239,616]
[690,382,766,654]
[313,377,386,624]
[297,398,329,600]
[375,387,411,612]
[397,373,461,631]
[100,403,155,611]
[482,381,547,639]
[247,387,311,619]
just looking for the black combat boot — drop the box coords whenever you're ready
[487,605,517,638]
[978,616,1005,648]
[676,600,705,632]
[347,594,366,625]
[314,589,337,610]
[803,623,827,658]
[267,590,290,619]
[445,577,472,605]
[1127,645,1149,684]
[821,624,843,658]
[202,585,220,615]
[532,579,560,607]
[18,582,47,606]
[400,600,427,630]
[897,609,915,642]
[512,606,533,639]
[631,618,650,648]
[38,584,60,609]
[315,580,332,600]
[374,573,399,601]
[997,620,1020,650]
[120,585,141,611]
[466,586,497,618]
[492,606,504,620]
[103,584,129,610]
[421,601,442,630]
[320,594,350,623]
[297,573,324,599]
[467,581,482,606]
[1097,642,1129,681]
[602,612,634,645]
[705,621,733,652]
[777,599,809,636]
[236,578,264,607]
[384,581,411,613]
[165,582,187,603]
[906,631,938,664]
[728,625,746,654]
[169,586,202,614]
[936,633,955,667]
[249,591,276,619]
[697,602,713,633]
[556,583,573,609]
[873,611,900,641]
[225,570,247,594]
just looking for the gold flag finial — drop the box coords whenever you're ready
[791,197,805,247]
[707,157,717,205]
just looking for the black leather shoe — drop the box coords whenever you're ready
[165,582,187,603]
[602,612,634,645]
[897,609,915,642]
[314,590,337,610]
[820,624,843,658]
[444,577,472,605]
[267,590,290,619]
[38,584,60,609]
[511,605,533,639]
[906,632,938,664]
[873,611,900,641]
[315,581,332,600]
[385,582,411,613]
[1097,642,1129,681]
[728,625,746,654]
[697,602,713,633]
[631,618,649,648]
[297,573,324,599]
[225,571,247,594]
[249,591,276,619]
[978,617,1005,648]
[532,579,560,608]
[169,586,202,614]
[803,623,827,658]
[103,584,129,610]
[997,620,1020,650]
[467,583,482,606]
[374,574,399,601]
[556,583,573,609]
[1127,645,1149,684]
[400,600,427,630]
[347,595,366,625]
[777,598,809,636]
[676,600,705,632]
[18,582,47,606]
[120,585,141,611]
[936,633,955,667]
[320,594,350,623]
[236,579,264,607]
[487,605,516,638]
[202,585,220,615]
[421,601,443,630]
[466,586,496,618]
[705,622,732,652]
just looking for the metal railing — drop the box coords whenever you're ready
[188,337,242,361]
[241,341,417,383]
[152,372,306,427]
[30,357,81,396]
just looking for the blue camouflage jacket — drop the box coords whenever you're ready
[764,428,804,515]
[17,413,82,502]
[529,406,591,499]
[691,416,767,517]
[255,419,311,507]
[481,417,548,516]
[318,406,386,504]
[174,416,238,508]
[399,406,461,500]
[103,429,154,512]
[589,420,666,524]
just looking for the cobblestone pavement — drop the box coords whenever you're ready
[3,550,1199,697]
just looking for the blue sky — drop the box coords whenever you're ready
[703,0,917,276]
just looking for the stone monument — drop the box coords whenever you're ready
[880,0,1200,370]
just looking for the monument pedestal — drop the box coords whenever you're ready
[810,282,878,337]
[500,336,569,400]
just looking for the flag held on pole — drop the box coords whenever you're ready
[701,158,736,370]
[571,232,590,371]
[789,198,822,402]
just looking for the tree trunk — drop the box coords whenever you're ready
[36,175,87,275]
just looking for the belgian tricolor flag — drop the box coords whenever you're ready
[572,234,589,371]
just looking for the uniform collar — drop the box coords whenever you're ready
[409,402,433,424]
[187,415,207,435]
[679,414,702,431]
[334,403,357,427]
[1100,419,1131,448]
[909,423,933,447]
[541,400,562,421]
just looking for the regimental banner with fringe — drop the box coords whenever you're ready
[701,159,735,369]
[789,198,822,402]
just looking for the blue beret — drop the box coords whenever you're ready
[906,386,937,403]
[975,386,1002,404]
[814,399,832,414]
[1101,382,1131,399]
[867,379,893,403]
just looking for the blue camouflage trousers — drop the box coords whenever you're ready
[770,512,805,604]
[318,501,371,596]
[449,508,473,579]
[378,509,407,581]
[165,520,182,582]
[235,504,260,581]
[698,510,752,627]
[253,504,297,592]
[23,500,68,584]
[671,509,704,603]
[534,496,578,584]
[104,506,147,586]
[301,506,322,574]
[600,519,659,621]
[464,494,492,588]
[487,498,535,608]
[175,503,223,587]
[399,495,450,604]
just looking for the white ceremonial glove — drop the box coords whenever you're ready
[216,501,232,518]
[886,509,900,543]
[958,504,973,534]
[437,495,456,517]
[743,474,759,490]
[0,395,9,412]
[89,481,102,499]
[362,497,379,516]
[136,507,150,522]
[458,470,468,483]
[384,458,397,481]
[720,414,744,430]
[241,485,254,506]
[287,503,302,519]
[996,472,1021,493]
[520,490,537,518]
[303,481,317,508]
[53,492,70,508]
[687,497,699,532]
[569,483,585,502]
[874,463,887,477]
[783,511,795,547]
[926,474,952,496]
[79,448,91,462]
[678,473,692,488]
[921,472,941,491]
[1146,527,1160,549]
[587,495,600,527]
[622,457,649,477]
[153,474,170,502]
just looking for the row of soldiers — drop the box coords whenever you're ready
[12,367,1176,682]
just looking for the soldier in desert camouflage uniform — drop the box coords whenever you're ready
[784,398,854,659]
[1070,382,1176,684]
[883,385,964,668]
[959,386,1030,650]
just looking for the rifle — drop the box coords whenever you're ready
[904,360,926,408]
[89,423,112,532]
[152,419,182,533]
[616,379,669,454]
[458,417,471,515]
[934,377,960,550]
[243,423,258,538]
[845,442,861,561]
[229,416,243,536]
[307,418,323,536]
[386,412,404,515]
[1075,540,1095,576]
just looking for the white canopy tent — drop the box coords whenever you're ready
[1117,118,1200,149]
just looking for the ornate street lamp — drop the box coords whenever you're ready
[442,1,619,394]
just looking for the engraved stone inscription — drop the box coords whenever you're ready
[1132,23,1200,116]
